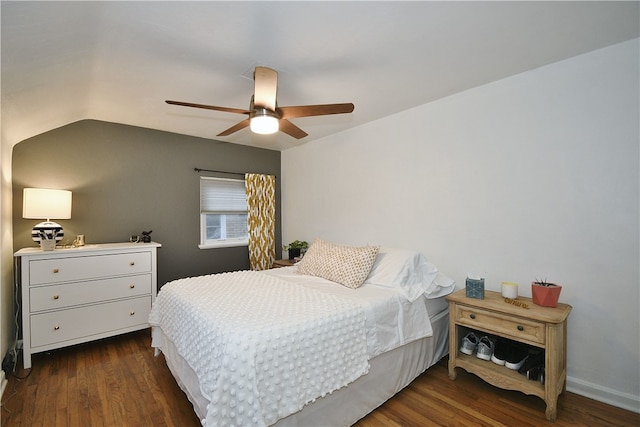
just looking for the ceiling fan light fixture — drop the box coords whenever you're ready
[250,108,279,135]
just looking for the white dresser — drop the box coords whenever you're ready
[14,242,161,369]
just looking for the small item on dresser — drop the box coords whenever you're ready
[73,234,85,247]
[531,280,562,307]
[501,281,518,298]
[141,230,153,243]
[40,239,56,251]
[465,274,485,299]
[504,297,529,309]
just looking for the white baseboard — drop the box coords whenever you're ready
[0,370,7,400]
[567,376,640,414]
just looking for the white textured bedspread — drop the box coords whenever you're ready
[148,270,369,427]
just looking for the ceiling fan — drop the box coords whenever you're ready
[166,66,354,139]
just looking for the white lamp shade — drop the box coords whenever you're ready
[23,188,72,220]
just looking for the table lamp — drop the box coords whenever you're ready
[23,188,72,250]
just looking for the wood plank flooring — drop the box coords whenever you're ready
[2,329,638,426]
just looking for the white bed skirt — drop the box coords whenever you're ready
[153,307,449,426]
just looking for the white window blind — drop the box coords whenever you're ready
[200,177,247,213]
[199,177,248,249]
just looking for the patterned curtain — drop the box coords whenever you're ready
[245,173,276,270]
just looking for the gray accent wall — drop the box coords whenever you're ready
[12,120,281,286]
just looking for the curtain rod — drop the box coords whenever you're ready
[194,168,277,179]
[194,167,244,176]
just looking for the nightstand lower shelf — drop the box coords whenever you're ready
[451,353,545,398]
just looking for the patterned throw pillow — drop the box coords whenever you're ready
[297,239,380,289]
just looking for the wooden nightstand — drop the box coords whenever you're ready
[272,259,293,268]
[446,289,572,421]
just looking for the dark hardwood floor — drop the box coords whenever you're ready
[1,330,638,426]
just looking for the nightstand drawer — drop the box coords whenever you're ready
[454,305,545,345]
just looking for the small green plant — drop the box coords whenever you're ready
[283,240,309,251]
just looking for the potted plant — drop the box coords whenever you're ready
[283,240,309,260]
[531,279,562,308]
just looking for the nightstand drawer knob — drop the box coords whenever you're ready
[130,284,135,289]
[130,261,135,266]
[130,311,135,316]
[469,313,476,319]
[54,325,60,331]
[53,268,59,273]
[517,325,524,331]
[53,295,59,300]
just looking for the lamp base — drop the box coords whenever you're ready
[31,221,64,244]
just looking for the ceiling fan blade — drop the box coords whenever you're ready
[253,67,278,111]
[166,100,249,115]
[279,119,308,139]
[217,118,251,136]
[278,103,354,119]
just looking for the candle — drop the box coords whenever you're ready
[501,281,518,299]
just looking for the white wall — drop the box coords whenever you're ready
[282,39,639,411]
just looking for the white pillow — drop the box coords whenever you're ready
[364,247,455,301]
[296,239,379,289]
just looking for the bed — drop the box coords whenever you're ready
[149,241,456,426]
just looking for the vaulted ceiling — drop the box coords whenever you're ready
[2,1,638,151]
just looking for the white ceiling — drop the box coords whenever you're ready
[2,1,638,151]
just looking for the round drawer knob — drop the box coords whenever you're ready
[130,284,135,289]
[53,295,59,300]
[53,268,59,273]
[130,262,135,266]
[469,314,476,319]
[53,325,60,331]
[517,325,524,331]
[130,311,135,316]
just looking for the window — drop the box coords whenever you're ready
[199,177,248,248]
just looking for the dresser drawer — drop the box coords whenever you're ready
[30,296,151,348]
[454,305,545,345]
[29,274,152,312]
[29,252,152,285]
